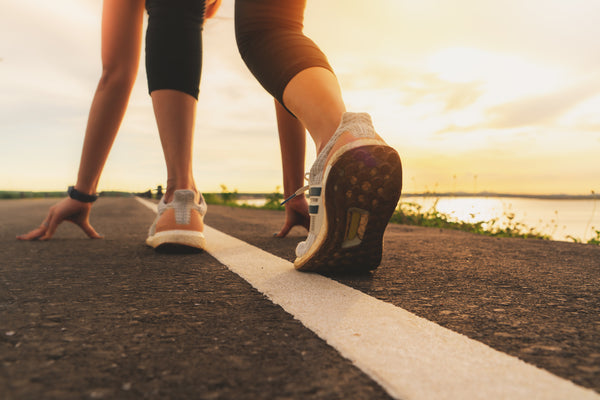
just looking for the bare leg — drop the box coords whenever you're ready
[150,90,198,203]
[282,67,346,154]
[274,100,310,237]
[144,89,205,250]
[282,67,385,161]
[18,0,145,241]
[76,0,146,194]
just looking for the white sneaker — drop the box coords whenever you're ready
[146,189,207,250]
[293,112,403,273]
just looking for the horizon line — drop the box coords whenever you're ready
[0,189,596,201]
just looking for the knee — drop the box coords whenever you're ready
[98,63,138,92]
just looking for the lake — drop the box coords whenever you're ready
[401,196,599,243]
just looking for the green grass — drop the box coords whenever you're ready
[0,190,133,199]
[566,230,600,245]
[587,230,600,245]
[204,185,285,210]
[0,191,66,199]
[390,200,551,240]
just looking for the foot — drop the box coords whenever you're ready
[294,112,403,273]
[146,189,207,250]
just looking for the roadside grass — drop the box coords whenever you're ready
[0,191,66,199]
[205,186,600,245]
[391,200,551,240]
[587,231,600,245]
[204,185,284,210]
[567,230,600,245]
[0,190,132,199]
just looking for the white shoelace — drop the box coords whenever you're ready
[280,173,310,206]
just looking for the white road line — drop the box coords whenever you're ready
[136,197,599,400]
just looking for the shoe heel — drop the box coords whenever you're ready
[298,145,402,273]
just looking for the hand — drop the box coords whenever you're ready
[16,197,102,241]
[275,195,310,238]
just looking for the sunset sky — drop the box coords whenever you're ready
[1,0,599,195]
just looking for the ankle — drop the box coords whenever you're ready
[286,193,307,208]
[163,185,198,203]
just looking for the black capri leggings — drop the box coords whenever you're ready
[145,0,206,99]
[145,0,333,108]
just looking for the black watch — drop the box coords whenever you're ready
[68,186,98,203]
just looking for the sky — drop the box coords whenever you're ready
[1,0,599,195]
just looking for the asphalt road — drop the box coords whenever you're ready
[1,197,599,399]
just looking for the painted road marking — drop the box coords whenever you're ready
[136,197,599,400]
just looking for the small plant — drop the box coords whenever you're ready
[202,192,221,204]
[587,228,600,245]
[584,190,597,242]
[262,186,285,210]
[219,184,239,205]
[202,185,239,206]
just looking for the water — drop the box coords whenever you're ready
[237,198,269,208]
[401,196,599,243]
[239,196,600,243]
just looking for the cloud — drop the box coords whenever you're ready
[484,79,600,129]
[404,75,484,112]
[339,64,484,112]
[437,77,600,133]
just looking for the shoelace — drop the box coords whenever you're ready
[280,173,310,206]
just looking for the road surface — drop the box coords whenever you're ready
[1,197,599,399]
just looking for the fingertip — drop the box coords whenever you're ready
[275,226,292,238]
[16,231,41,241]
[81,223,102,239]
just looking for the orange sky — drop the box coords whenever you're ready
[1,0,599,195]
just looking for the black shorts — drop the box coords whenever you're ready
[145,0,333,109]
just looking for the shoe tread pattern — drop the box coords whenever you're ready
[298,145,402,273]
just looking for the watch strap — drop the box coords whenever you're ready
[68,186,98,203]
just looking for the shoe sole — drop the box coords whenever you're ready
[146,229,206,251]
[295,145,402,273]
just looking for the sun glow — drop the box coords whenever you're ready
[426,47,565,101]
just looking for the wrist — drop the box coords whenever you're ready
[73,180,97,195]
[68,186,98,203]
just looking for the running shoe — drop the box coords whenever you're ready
[293,112,402,273]
[146,189,207,250]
